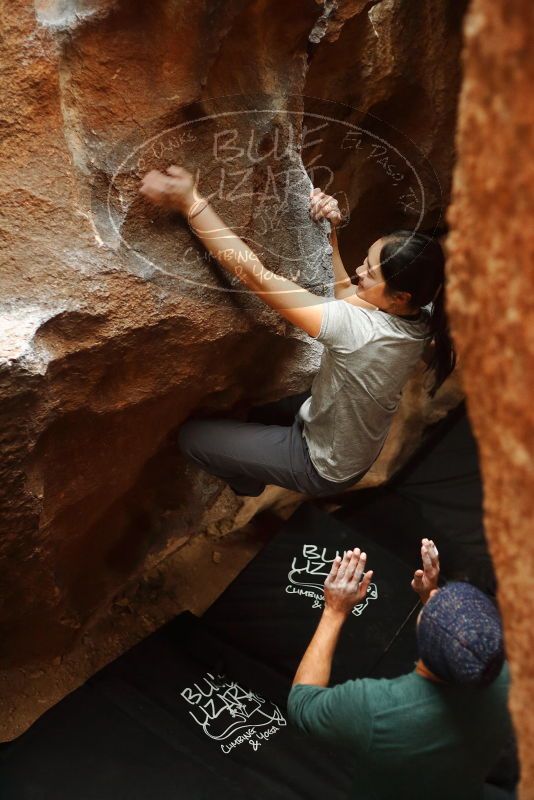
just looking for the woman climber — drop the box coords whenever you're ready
[139,165,456,498]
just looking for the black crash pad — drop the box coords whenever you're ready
[4,404,507,799]
[0,614,354,800]
[204,503,420,683]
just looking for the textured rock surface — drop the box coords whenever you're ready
[446,1,534,795]
[1,0,465,672]
[304,0,469,261]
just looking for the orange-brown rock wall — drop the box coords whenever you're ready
[1,0,466,671]
[446,1,534,796]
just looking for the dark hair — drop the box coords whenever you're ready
[379,230,456,395]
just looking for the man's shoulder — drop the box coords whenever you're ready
[335,671,427,710]
[496,661,510,684]
[360,671,430,704]
[288,672,431,718]
[483,663,511,704]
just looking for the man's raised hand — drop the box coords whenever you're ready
[309,188,344,227]
[323,548,373,618]
[411,538,440,604]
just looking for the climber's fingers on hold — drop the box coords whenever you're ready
[140,168,163,186]
[166,165,188,178]
[139,169,166,200]
[310,189,327,220]
[317,196,337,215]
[311,193,339,222]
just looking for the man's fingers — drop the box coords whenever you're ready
[428,539,439,568]
[421,538,439,578]
[359,570,373,598]
[336,550,351,579]
[326,554,342,583]
[421,542,433,572]
[412,569,424,590]
[344,548,361,581]
[166,165,182,176]
[336,550,352,580]
[353,551,367,585]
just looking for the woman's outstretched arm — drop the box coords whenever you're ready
[310,189,355,300]
[139,166,325,337]
[310,189,375,309]
[330,228,358,299]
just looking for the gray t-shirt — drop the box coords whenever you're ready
[298,300,431,482]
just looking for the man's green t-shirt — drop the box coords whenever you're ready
[287,666,511,800]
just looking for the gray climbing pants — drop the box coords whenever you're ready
[178,391,360,498]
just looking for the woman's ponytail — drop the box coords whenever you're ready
[427,283,456,396]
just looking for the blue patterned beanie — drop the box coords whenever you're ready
[417,582,505,686]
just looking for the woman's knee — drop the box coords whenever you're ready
[177,419,205,459]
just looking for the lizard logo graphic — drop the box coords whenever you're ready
[181,672,286,742]
[287,544,378,616]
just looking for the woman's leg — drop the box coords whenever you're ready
[247,390,311,426]
[179,414,360,498]
[178,415,317,496]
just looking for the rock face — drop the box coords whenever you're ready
[1,0,466,669]
[446,1,534,795]
[304,0,469,260]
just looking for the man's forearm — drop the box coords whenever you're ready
[292,608,346,687]
[330,228,357,300]
[184,197,323,312]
